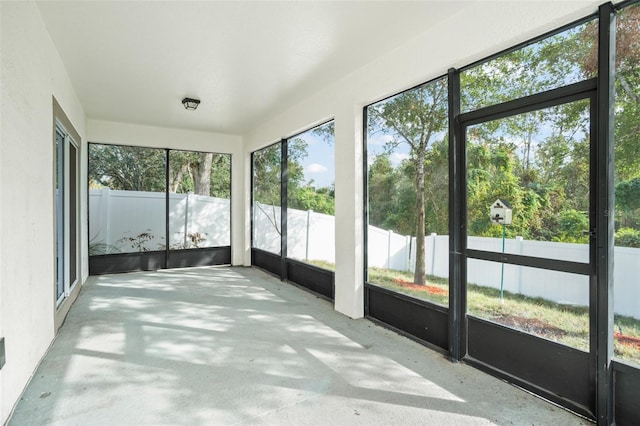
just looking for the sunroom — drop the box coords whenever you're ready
[1,1,639,425]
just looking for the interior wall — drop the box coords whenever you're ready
[86,119,245,266]
[242,0,606,318]
[0,1,87,423]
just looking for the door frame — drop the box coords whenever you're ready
[452,79,599,418]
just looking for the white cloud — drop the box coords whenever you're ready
[368,134,394,146]
[390,152,410,166]
[306,163,328,174]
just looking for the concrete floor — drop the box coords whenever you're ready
[9,266,589,426]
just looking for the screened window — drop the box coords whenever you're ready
[466,99,591,263]
[252,143,282,254]
[365,77,449,306]
[613,2,640,368]
[461,20,597,112]
[168,151,231,249]
[89,144,166,254]
[286,122,335,270]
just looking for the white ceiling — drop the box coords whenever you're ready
[37,1,473,135]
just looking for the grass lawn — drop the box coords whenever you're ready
[308,260,640,366]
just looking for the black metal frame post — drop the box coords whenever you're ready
[281,139,288,281]
[448,68,465,361]
[596,3,616,425]
[164,149,170,269]
[250,151,255,250]
[362,107,370,315]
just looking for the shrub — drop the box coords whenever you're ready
[615,227,640,248]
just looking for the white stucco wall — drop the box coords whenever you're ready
[87,119,245,265]
[242,0,606,318]
[0,1,87,422]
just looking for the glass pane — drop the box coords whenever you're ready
[467,259,589,351]
[168,151,231,249]
[89,144,166,254]
[287,122,335,270]
[613,2,640,368]
[55,129,64,299]
[461,20,597,112]
[466,99,591,264]
[69,142,77,284]
[252,143,282,254]
[365,77,449,306]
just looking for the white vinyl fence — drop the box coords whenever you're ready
[92,191,639,319]
[89,188,230,253]
[255,202,639,319]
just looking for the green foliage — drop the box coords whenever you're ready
[170,151,231,197]
[253,125,336,218]
[616,178,640,212]
[90,145,231,198]
[555,209,589,243]
[289,184,335,215]
[615,227,640,248]
[365,18,638,250]
[89,145,166,191]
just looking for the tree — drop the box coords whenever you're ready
[252,140,309,236]
[89,144,165,191]
[368,79,448,285]
[368,155,398,228]
[169,151,231,198]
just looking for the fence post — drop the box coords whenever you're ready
[430,233,437,276]
[184,192,190,248]
[101,187,111,246]
[387,230,393,269]
[405,235,411,272]
[305,209,312,261]
[516,236,523,293]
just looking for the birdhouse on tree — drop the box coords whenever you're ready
[490,199,512,225]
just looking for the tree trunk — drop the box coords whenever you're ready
[413,147,426,285]
[194,152,213,195]
[170,164,188,193]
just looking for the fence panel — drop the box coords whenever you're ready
[91,192,640,318]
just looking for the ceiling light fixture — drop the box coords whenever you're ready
[182,97,200,110]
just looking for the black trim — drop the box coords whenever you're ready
[459,14,597,73]
[614,0,640,11]
[366,283,449,351]
[252,248,282,277]
[459,79,597,126]
[167,246,231,269]
[286,258,334,300]
[282,119,335,142]
[165,150,170,264]
[448,67,465,361]
[363,105,370,291]
[251,249,334,300]
[250,151,255,249]
[364,74,449,111]
[466,316,594,419]
[89,247,232,275]
[466,249,591,275]
[595,4,616,424]
[612,360,640,426]
[281,139,288,281]
[89,251,166,275]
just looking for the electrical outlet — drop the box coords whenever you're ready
[0,338,5,369]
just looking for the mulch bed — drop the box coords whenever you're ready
[391,277,640,351]
[392,278,449,296]
[615,332,640,351]
[493,314,568,339]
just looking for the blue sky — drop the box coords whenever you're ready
[296,130,335,188]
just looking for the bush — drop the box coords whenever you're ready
[615,227,640,248]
